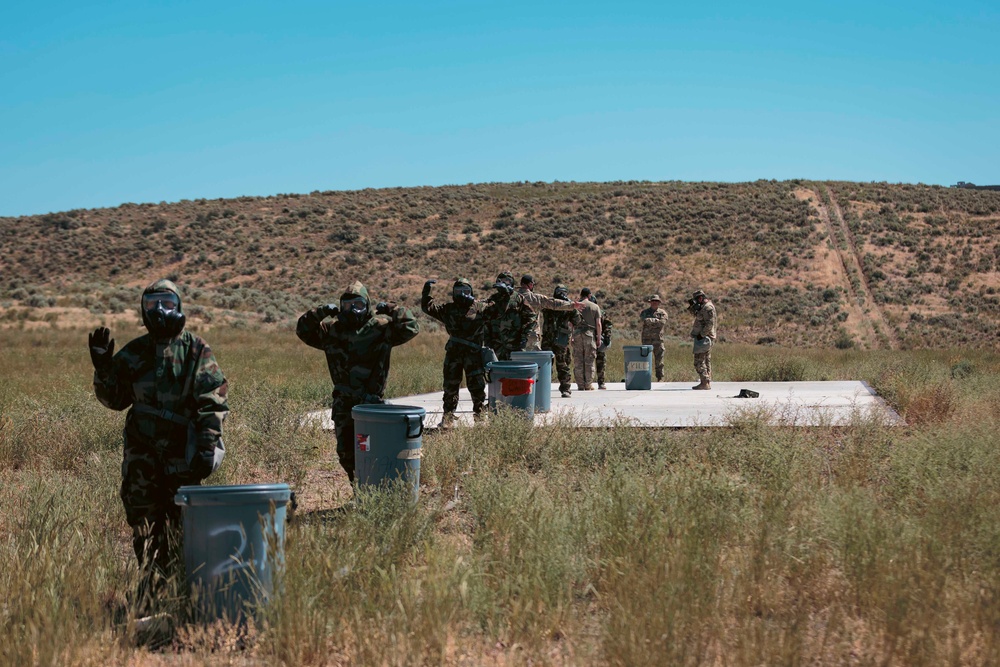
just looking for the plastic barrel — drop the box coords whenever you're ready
[352,404,425,502]
[174,483,292,622]
[511,350,555,413]
[623,345,653,390]
[487,360,538,419]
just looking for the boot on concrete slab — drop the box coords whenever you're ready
[692,378,711,390]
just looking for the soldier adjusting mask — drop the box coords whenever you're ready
[142,291,185,338]
[339,296,369,327]
[452,283,475,306]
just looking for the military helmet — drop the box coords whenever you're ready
[692,290,707,300]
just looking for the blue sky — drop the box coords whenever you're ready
[2,0,997,216]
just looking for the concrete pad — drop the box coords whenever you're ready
[305,381,903,430]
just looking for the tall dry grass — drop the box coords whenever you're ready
[1,327,999,665]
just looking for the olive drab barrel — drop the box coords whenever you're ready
[352,404,425,502]
[623,345,653,390]
[486,360,538,419]
[511,350,555,413]
[174,483,292,622]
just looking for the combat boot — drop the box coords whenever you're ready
[598,383,607,390]
[441,412,457,429]
[560,390,572,398]
[692,379,711,390]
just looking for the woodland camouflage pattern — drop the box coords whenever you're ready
[93,279,228,576]
[484,290,536,361]
[640,304,669,381]
[516,286,577,351]
[595,311,613,386]
[297,281,419,479]
[422,278,490,417]
[542,286,580,395]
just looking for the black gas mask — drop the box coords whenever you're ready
[453,283,475,306]
[553,287,569,300]
[687,297,704,314]
[493,274,515,296]
[339,296,370,328]
[142,291,185,339]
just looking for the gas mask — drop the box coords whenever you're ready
[493,274,515,296]
[553,287,569,300]
[687,297,703,314]
[452,283,475,306]
[339,296,370,328]
[142,291,185,339]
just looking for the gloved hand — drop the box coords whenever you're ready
[187,449,215,481]
[375,301,392,315]
[88,327,115,370]
[602,333,612,348]
[423,280,437,295]
[322,304,340,318]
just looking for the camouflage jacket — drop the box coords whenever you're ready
[640,307,668,342]
[297,285,419,403]
[690,300,718,340]
[516,287,577,349]
[421,292,490,349]
[600,313,614,348]
[93,330,228,460]
[483,290,536,360]
[542,308,581,349]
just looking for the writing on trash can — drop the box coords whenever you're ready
[207,522,265,577]
[627,361,650,372]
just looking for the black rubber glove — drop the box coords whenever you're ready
[88,327,115,370]
[422,280,437,295]
[375,302,392,315]
[188,449,215,481]
[322,304,340,318]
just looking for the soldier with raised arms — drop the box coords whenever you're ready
[297,281,419,482]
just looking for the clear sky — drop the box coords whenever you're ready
[2,0,997,216]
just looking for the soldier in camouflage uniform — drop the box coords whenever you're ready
[588,294,613,389]
[421,278,491,425]
[484,271,536,361]
[541,284,581,398]
[90,279,228,604]
[572,287,603,391]
[639,294,669,381]
[297,281,419,481]
[688,289,718,390]
[516,274,580,351]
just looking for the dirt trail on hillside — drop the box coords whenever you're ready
[809,187,881,349]
[825,186,900,349]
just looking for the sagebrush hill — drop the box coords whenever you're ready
[2,180,998,349]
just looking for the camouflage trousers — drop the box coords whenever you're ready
[595,346,606,385]
[332,392,384,482]
[694,351,712,380]
[549,344,573,393]
[443,345,486,414]
[120,436,195,592]
[643,339,665,380]
[572,331,598,389]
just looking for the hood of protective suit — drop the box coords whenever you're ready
[141,278,185,338]
[339,280,370,307]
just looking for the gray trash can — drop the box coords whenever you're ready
[511,350,555,413]
[352,404,425,502]
[174,483,292,622]
[623,344,653,390]
[487,360,538,419]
